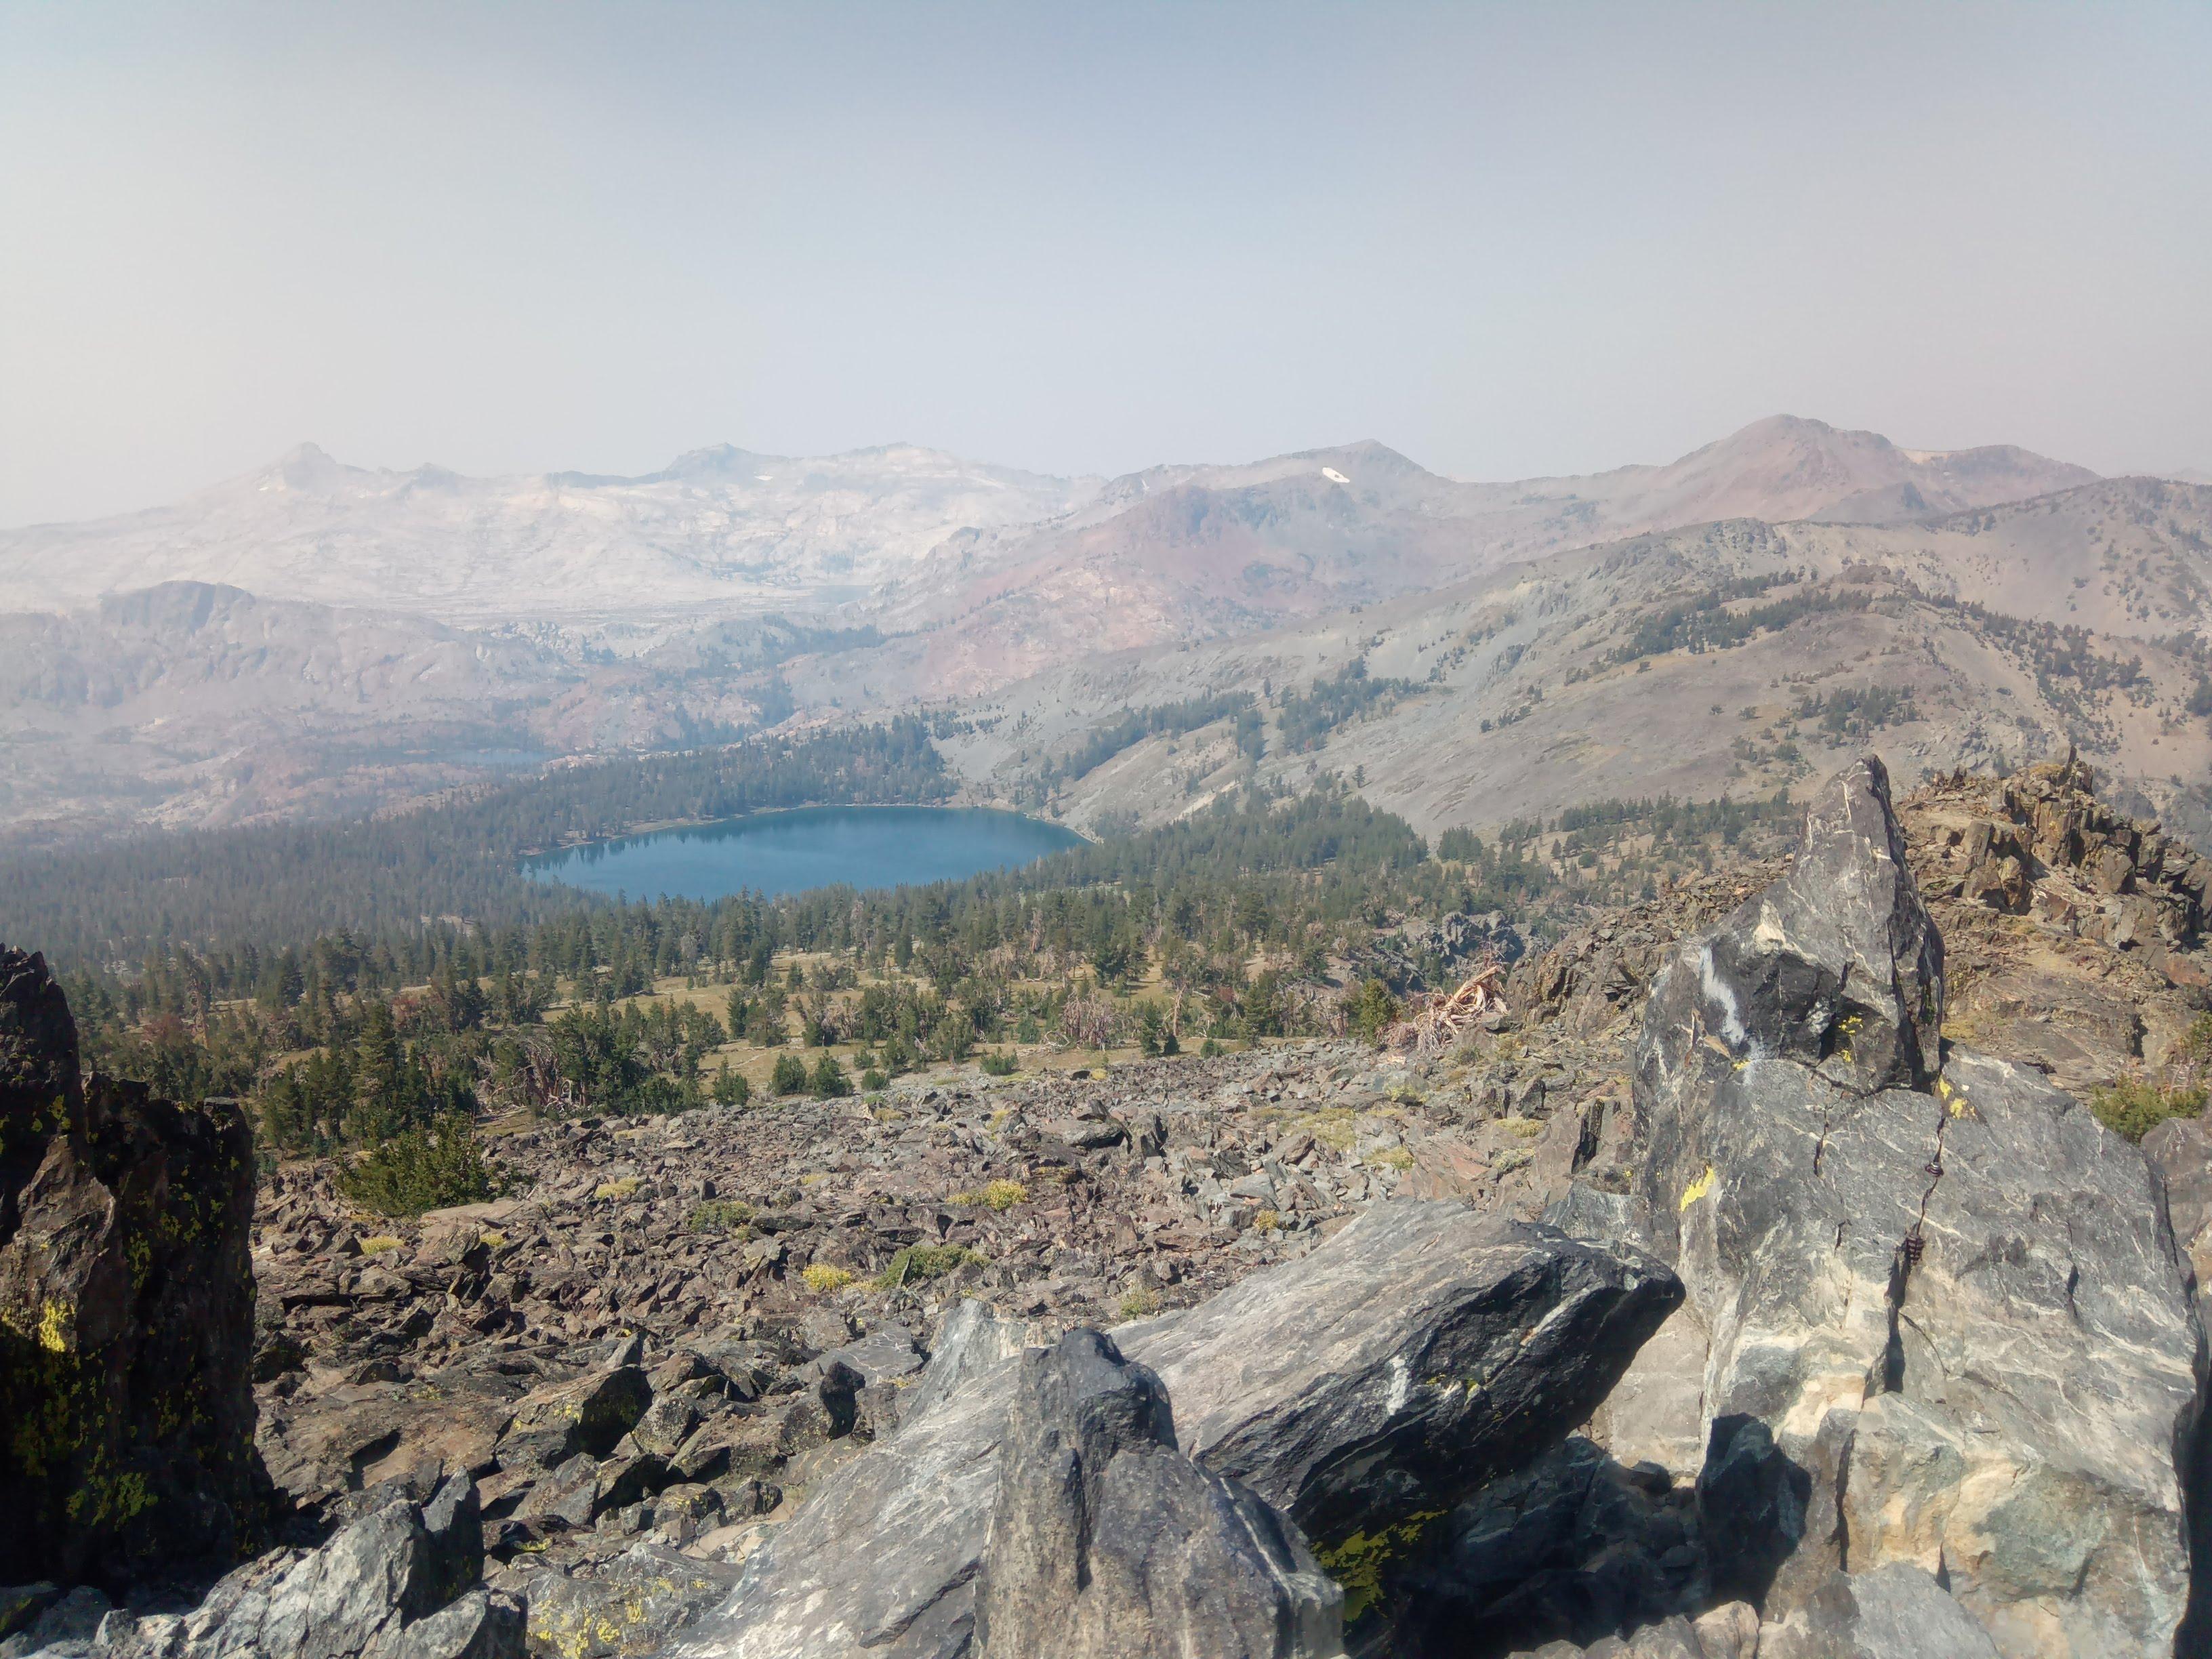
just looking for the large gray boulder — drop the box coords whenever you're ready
[1631,758,2204,1657]
[972,1330,1341,1659]
[109,1477,518,1659]
[1757,1563,2003,1659]
[674,1200,1681,1658]
[1119,1204,1683,1549]
[897,1300,1025,1427]
[1509,1570,1985,1659]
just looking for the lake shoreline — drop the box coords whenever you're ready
[515,796,1096,861]
[524,802,1089,901]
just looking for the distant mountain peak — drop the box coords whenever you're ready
[1295,439,1433,476]
[268,441,347,489]
[659,443,775,479]
[1733,412,1847,438]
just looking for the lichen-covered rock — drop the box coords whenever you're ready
[1630,761,2205,1656]
[972,1330,1341,1659]
[496,1369,653,1473]
[518,1544,739,1659]
[0,945,261,1586]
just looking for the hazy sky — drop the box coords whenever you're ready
[4,1,2209,526]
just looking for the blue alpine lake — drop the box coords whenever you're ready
[523,804,1087,900]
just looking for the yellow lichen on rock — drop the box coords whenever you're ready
[1679,1164,1717,1210]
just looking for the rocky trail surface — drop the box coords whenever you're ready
[10,753,2212,1657]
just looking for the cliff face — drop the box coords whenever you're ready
[0,945,261,1585]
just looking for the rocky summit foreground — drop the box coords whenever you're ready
[9,753,2212,1659]
[682,756,2212,1659]
[1565,758,2206,1656]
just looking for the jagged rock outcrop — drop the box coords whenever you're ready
[1914,752,2211,953]
[1897,756,2212,1099]
[101,1475,520,1659]
[1624,759,2205,1656]
[676,1200,1681,1658]
[972,1329,1342,1659]
[0,945,261,1586]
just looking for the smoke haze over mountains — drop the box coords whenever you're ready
[4,1,2209,527]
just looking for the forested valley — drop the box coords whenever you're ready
[7,716,1797,1216]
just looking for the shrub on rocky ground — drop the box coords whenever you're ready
[1348,978,1398,1044]
[950,1178,1027,1210]
[685,1199,753,1233]
[340,1113,499,1216]
[877,1244,987,1290]
[2091,1075,2207,1142]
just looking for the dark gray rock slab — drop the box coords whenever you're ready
[0,1587,109,1659]
[825,1326,922,1389]
[0,1589,64,1647]
[973,1330,1340,1659]
[112,1479,509,1659]
[1122,1201,1682,1548]
[674,1200,1679,1659]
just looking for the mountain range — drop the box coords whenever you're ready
[4,414,2208,849]
[0,415,2092,630]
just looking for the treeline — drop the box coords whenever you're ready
[1437,787,1797,860]
[1045,692,1256,784]
[1608,575,1869,665]
[64,784,1441,1015]
[1794,684,1919,734]
[0,719,948,968]
[1928,598,2145,692]
[47,769,1825,1211]
[1276,659,1423,753]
